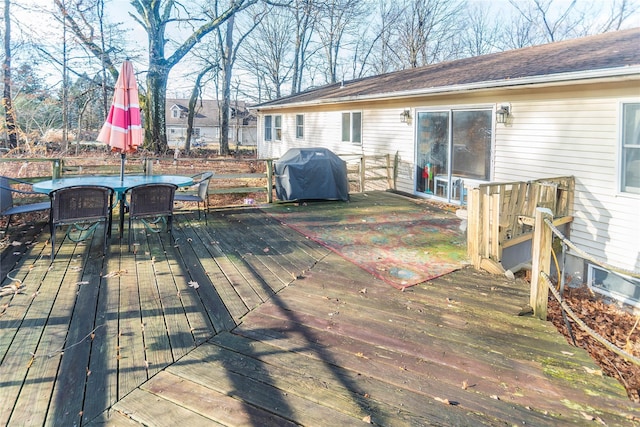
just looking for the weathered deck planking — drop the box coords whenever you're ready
[0,192,638,426]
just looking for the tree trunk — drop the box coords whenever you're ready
[185,64,215,153]
[3,0,17,149]
[145,63,169,154]
[220,15,235,156]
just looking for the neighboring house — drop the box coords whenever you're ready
[254,28,640,305]
[166,98,257,148]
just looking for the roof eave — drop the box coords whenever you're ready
[254,66,640,111]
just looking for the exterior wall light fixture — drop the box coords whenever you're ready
[400,109,411,123]
[496,104,511,124]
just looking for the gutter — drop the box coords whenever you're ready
[254,65,640,111]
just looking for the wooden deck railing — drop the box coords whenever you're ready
[467,176,574,274]
[0,153,394,206]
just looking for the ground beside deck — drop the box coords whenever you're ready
[0,192,637,426]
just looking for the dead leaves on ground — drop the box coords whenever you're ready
[548,285,640,402]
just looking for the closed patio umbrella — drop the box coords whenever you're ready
[97,60,142,181]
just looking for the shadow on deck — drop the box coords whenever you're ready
[0,192,637,426]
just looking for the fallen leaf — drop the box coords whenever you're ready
[583,366,603,376]
[188,281,200,289]
[362,415,372,423]
[434,397,452,405]
[580,412,595,421]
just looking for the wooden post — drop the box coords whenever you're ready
[490,193,501,261]
[265,159,273,204]
[530,207,553,320]
[386,154,393,190]
[467,187,481,268]
[52,159,62,179]
[359,156,366,192]
[143,158,153,175]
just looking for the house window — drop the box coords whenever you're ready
[342,112,362,144]
[172,109,179,119]
[621,103,640,194]
[264,116,272,141]
[274,115,282,141]
[588,264,640,307]
[193,128,201,137]
[264,114,282,142]
[296,114,304,139]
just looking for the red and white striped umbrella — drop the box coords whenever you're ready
[97,60,142,180]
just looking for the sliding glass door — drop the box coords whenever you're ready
[415,109,492,203]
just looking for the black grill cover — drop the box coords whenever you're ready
[274,148,349,201]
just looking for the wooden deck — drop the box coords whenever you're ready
[0,192,637,426]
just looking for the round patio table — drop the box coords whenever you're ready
[34,175,194,238]
[33,175,193,194]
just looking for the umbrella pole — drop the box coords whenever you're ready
[120,153,125,181]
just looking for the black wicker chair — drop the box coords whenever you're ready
[49,185,114,261]
[0,176,51,235]
[125,183,177,251]
[174,171,213,222]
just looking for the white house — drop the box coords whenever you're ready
[254,28,640,305]
[166,98,257,148]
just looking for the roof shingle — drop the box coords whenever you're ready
[257,28,640,107]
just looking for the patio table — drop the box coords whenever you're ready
[34,175,193,238]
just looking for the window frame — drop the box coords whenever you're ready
[264,115,273,141]
[619,102,640,195]
[341,111,362,144]
[263,114,282,142]
[274,115,282,141]
[588,263,640,308]
[296,114,304,139]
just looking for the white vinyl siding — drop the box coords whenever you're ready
[493,95,640,274]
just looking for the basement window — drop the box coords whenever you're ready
[588,264,640,307]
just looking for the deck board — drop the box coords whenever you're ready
[0,191,637,426]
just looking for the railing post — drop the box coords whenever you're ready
[52,159,62,179]
[359,156,366,192]
[530,207,553,320]
[265,159,273,203]
[467,188,481,268]
[143,158,154,175]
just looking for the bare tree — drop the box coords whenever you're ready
[508,0,580,43]
[290,0,319,94]
[504,0,639,48]
[316,0,366,84]
[350,0,403,77]
[185,64,216,153]
[216,5,265,155]
[596,0,640,32]
[461,2,501,57]
[57,0,258,153]
[3,0,17,148]
[238,9,294,103]
[394,0,464,68]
